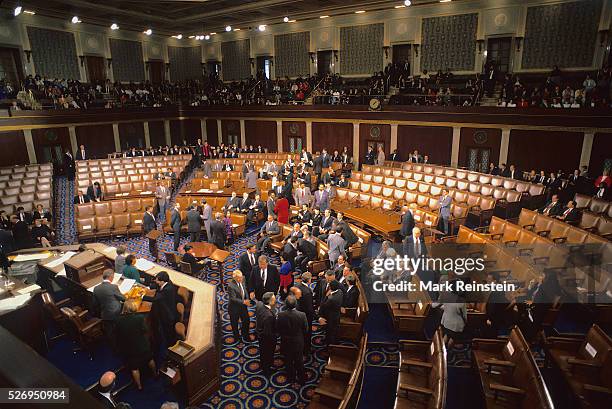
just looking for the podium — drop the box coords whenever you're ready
[146,229,163,240]
[64,250,107,286]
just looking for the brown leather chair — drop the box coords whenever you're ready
[60,306,103,356]
[94,202,110,216]
[95,215,114,238]
[128,212,144,235]
[76,203,94,218]
[77,217,96,241]
[574,193,592,210]
[175,322,186,341]
[110,200,126,214]
[588,198,610,215]
[176,303,185,323]
[112,214,130,237]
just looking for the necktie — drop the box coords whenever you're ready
[240,283,245,299]
[415,240,420,257]
[261,269,267,286]
[80,196,84,204]
[563,208,571,217]
[249,253,254,265]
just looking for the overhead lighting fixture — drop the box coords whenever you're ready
[288,19,297,23]
[172,34,183,39]
[23,10,35,15]
[144,28,152,35]
[320,15,329,19]
[283,16,289,23]
[110,23,119,30]
[440,0,452,2]
[404,0,412,6]
[258,24,266,31]
[233,28,240,31]
[210,32,216,35]
[205,35,210,40]
[355,10,366,14]
[71,16,81,24]
[189,35,195,39]
[395,4,406,8]
[14,6,22,16]
[225,25,232,32]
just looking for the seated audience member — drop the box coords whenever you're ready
[342,274,360,309]
[295,232,317,271]
[14,206,32,224]
[555,200,581,223]
[316,209,335,239]
[96,371,118,408]
[181,244,204,274]
[87,181,104,202]
[153,170,165,180]
[222,192,239,213]
[165,167,177,183]
[31,218,54,247]
[595,182,610,199]
[11,215,31,249]
[122,254,143,283]
[115,299,157,391]
[538,194,563,216]
[257,215,280,255]
[114,246,127,276]
[74,190,90,204]
[247,194,264,223]
[33,204,53,223]
[237,192,251,214]
[0,210,10,230]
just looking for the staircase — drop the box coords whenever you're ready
[479,84,503,106]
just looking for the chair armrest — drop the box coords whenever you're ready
[484,359,515,373]
[518,247,533,256]
[522,223,535,231]
[536,229,550,237]
[490,383,525,399]
[533,256,550,265]
[398,384,433,396]
[552,236,567,244]
[329,344,358,353]
[567,358,601,369]
[315,387,344,401]
[584,384,612,398]
[490,233,503,240]
[399,340,432,347]
[402,359,433,369]
[81,318,102,333]
[503,240,518,247]
[55,298,72,307]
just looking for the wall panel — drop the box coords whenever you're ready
[590,133,612,177]
[221,40,251,81]
[148,121,166,147]
[245,120,277,151]
[27,27,79,79]
[397,126,452,165]
[421,14,477,72]
[507,130,582,174]
[110,39,145,82]
[0,131,28,166]
[75,124,115,159]
[169,119,201,145]
[312,122,352,155]
[118,122,145,150]
[221,120,241,145]
[206,119,218,144]
[359,124,390,164]
[458,128,501,170]
[340,24,384,75]
[31,127,71,164]
[282,121,306,153]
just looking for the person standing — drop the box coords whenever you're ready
[142,206,159,261]
[155,182,170,223]
[376,146,386,165]
[292,272,314,354]
[276,295,308,384]
[186,205,201,243]
[92,269,126,347]
[201,199,212,241]
[318,280,343,345]
[437,189,452,235]
[274,194,289,224]
[170,203,182,251]
[209,212,227,249]
[227,270,251,343]
[255,292,277,377]
[249,255,280,301]
[143,271,178,351]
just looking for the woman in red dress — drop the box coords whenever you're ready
[274,194,290,224]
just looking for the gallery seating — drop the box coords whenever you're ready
[0,163,53,213]
[75,198,156,240]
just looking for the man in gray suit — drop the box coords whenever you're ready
[326,227,347,266]
[227,270,251,342]
[201,159,213,178]
[257,214,280,255]
[266,191,276,218]
[245,167,258,190]
[222,192,240,213]
[93,269,126,344]
[186,205,202,242]
[114,245,127,276]
[170,203,182,251]
[313,184,329,212]
[437,189,452,235]
[293,182,312,207]
[201,199,213,241]
[155,182,170,222]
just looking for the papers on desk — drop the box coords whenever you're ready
[17,284,41,295]
[141,191,152,195]
[232,223,239,228]
[111,273,122,284]
[103,246,116,254]
[135,258,156,271]
[198,189,212,193]
[13,252,51,262]
[0,293,32,312]
[161,366,176,378]
[216,190,223,193]
[45,252,77,268]
[185,190,192,193]
[57,267,66,277]
[118,279,136,294]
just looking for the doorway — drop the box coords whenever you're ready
[317,51,333,75]
[85,56,106,83]
[207,61,221,78]
[256,56,272,80]
[392,44,411,70]
[0,47,24,87]
[366,140,385,155]
[466,147,491,173]
[288,136,305,153]
[486,37,512,76]
[148,60,164,84]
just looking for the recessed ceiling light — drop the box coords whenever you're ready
[189,35,195,39]
[320,15,329,19]
[144,29,152,35]
[205,35,210,40]
[71,16,81,24]
[395,5,406,8]
[225,25,232,32]
[233,28,241,31]
[172,34,182,39]
[23,10,35,15]
[258,24,266,31]
[404,0,412,6]
[288,19,297,23]
[283,16,289,23]
[355,10,366,14]
[439,0,452,2]
[110,23,119,30]
[210,32,216,35]
[14,6,22,16]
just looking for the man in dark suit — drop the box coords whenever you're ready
[249,255,280,301]
[170,203,182,251]
[318,280,343,345]
[87,182,104,202]
[315,270,338,307]
[92,269,126,343]
[292,272,314,354]
[255,292,277,377]
[228,270,251,342]
[64,151,75,180]
[142,206,158,260]
[403,227,428,261]
[364,147,376,165]
[277,295,308,384]
[96,371,118,408]
[247,194,264,224]
[257,215,280,255]
[209,212,226,249]
[75,144,87,161]
[282,236,299,262]
[74,190,90,204]
[556,200,581,224]
[389,149,401,162]
[295,235,317,271]
[186,205,202,243]
[538,194,564,217]
[181,245,204,274]
[143,271,178,349]
[238,244,258,286]
[336,212,358,248]
[342,274,360,309]
[315,209,335,239]
[14,206,33,225]
[313,153,323,185]
[400,204,416,239]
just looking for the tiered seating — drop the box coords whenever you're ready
[394,329,447,409]
[472,326,554,409]
[386,277,432,336]
[75,155,191,198]
[0,164,53,213]
[570,194,612,239]
[545,324,612,408]
[516,209,610,243]
[75,198,156,240]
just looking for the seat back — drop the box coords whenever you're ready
[589,198,610,215]
[574,193,592,209]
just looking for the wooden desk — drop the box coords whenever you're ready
[186,242,218,258]
[332,202,401,240]
[181,187,255,197]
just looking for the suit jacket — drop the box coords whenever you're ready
[337,221,358,247]
[210,219,226,248]
[389,152,401,161]
[155,185,170,206]
[238,252,257,285]
[343,285,360,308]
[295,282,314,320]
[561,208,581,223]
[201,205,212,228]
[201,162,213,178]
[403,235,427,259]
[319,290,343,326]
[438,195,452,218]
[74,194,90,204]
[281,243,298,262]
[539,200,563,217]
[319,215,335,233]
[93,281,126,321]
[186,209,201,232]
[76,150,87,161]
[142,212,156,234]
[314,190,330,211]
[227,279,249,314]
[400,211,415,237]
[33,210,53,222]
[321,154,331,168]
[277,309,308,347]
[327,234,347,263]
[170,209,181,231]
[294,187,313,206]
[245,171,258,189]
[260,220,280,236]
[313,156,323,174]
[86,185,103,201]
[238,198,252,212]
[255,301,275,340]
[224,196,240,211]
[266,198,275,217]
[144,282,178,326]
[296,210,312,224]
[249,264,281,300]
